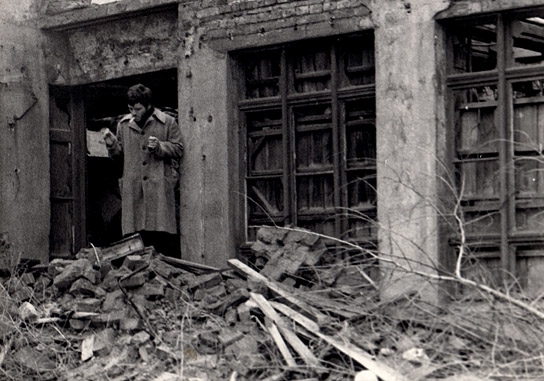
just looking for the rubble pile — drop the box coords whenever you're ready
[0,227,540,380]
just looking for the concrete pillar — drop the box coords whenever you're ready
[178,41,236,268]
[373,0,450,300]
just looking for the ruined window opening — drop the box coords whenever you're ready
[236,33,376,248]
[446,11,544,290]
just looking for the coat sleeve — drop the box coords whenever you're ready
[154,118,183,160]
[107,121,124,158]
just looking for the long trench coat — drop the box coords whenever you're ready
[108,108,183,236]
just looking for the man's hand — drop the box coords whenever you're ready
[148,136,160,152]
[102,128,116,147]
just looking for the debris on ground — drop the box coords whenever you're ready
[0,227,543,380]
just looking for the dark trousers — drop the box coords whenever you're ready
[138,230,181,258]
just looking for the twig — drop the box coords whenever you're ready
[273,226,544,322]
[117,263,158,340]
[90,242,101,269]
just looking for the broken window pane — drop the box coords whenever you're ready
[340,35,375,87]
[511,17,544,67]
[243,50,281,99]
[294,104,333,170]
[247,178,284,218]
[345,99,376,167]
[246,110,283,173]
[513,80,544,151]
[515,157,544,196]
[454,86,499,155]
[291,44,331,93]
[450,21,497,73]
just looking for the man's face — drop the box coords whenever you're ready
[128,103,149,123]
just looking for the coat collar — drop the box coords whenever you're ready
[122,108,167,132]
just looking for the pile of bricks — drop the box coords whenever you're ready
[1,228,382,381]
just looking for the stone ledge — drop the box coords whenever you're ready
[436,0,544,20]
[39,0,180,31]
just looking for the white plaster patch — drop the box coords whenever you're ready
[91,0,120,4]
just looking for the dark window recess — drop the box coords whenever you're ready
[512,18,544,67]
[237,34,376,244]
[244,51,281,99]
[450,20,497,73]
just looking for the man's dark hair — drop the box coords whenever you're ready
[127,84,153,107]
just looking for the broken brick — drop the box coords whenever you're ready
[196,331,220,354]
[20,272,35,286]
[202,284,227,305]
[207,287,249,316]
[283,227,320,247]
[224,307,238,326]
[74,298,102,313]
[93,328,116,356]
[101,268,130,291]
[176,272,197,286]
[256,225,287,244]
[218,327,244,347]
[224,278,248,293]
[164,287,181,301]
[134,281,165,300]
[150,258,184,280]
[250,240,280,260]
[53,259,99,291]
[102,289,126,312]
[131,330,151,345]
[237,302,252,324]
[119,317,143,332]
[48,259,74,278]
[18,302,39,322]
[119,272,147,289]
[187,272,223,292]
[91,308,131,328]
[122,255,147,271]
[69,278,97,297]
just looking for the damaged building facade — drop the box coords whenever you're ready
[3,0,544,299]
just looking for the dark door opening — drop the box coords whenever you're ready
[85,69,178,248]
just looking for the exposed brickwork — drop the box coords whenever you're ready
[181,0,371,50]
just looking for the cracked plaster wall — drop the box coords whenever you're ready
[0,0,50,262]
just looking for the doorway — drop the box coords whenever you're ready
[49,69,178,257]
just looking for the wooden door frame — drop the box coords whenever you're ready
[49,85,87,257]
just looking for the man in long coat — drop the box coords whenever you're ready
[104,84,183,256]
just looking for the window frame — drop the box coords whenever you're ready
[234,33,377,248]
[446,10,544,284]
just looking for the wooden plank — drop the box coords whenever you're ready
[269,301,320,333]
[294,292,360,320]
[101,233,145,261]
[265,318,297,367]
[228,259,330,325]
[271,300,408,381]
[158,254,221,274]
[250,293,319,367]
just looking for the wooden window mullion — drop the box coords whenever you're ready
[281,48,295,226]
[496,15,516,278]
[330,44,343,239]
